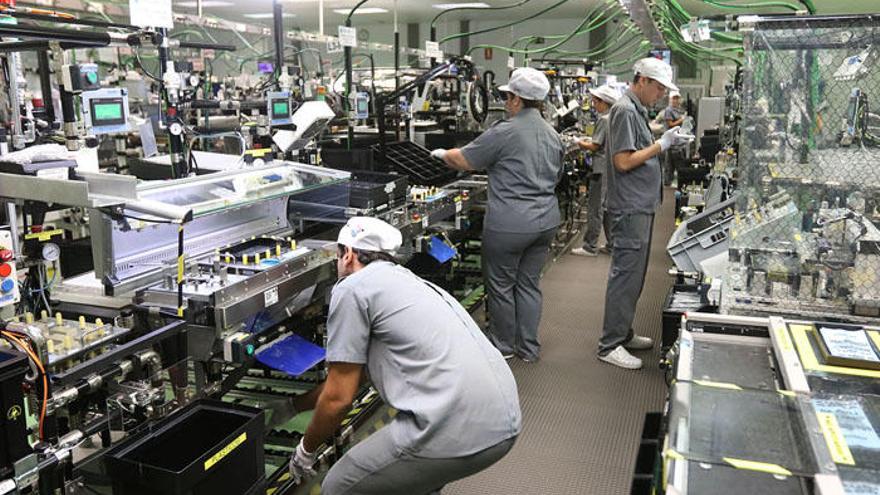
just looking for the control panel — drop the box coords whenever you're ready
[81,88,131,135]
[0,231,19,308]
[267,91,293,127]
[62,63,101,93]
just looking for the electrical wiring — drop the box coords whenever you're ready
[439,0,571,45]
[1,331,48,441]
[133,47,162,83]
[466,2,623,56]
[431,0,532,29]
[702,0,800,11]
[345,0,371,23]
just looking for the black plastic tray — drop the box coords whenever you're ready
[372,141,458,186]
[105,399,264,495]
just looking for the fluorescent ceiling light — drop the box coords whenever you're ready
[333,7,388,14]
[432,3,490,9]
[243,12,297,18]
[177,1,233,6]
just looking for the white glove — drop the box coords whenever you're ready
[289,438,317,484]
[430,148,447,161]
[658,126,694,152]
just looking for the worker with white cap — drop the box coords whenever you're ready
[663,90,688,186]
[288,217,521,494]
[596,57,693,370]
[572,84,620,257]
[430,67,564,363]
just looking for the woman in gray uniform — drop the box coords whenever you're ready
[431,67,564,363]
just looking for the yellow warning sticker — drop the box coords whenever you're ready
[693,379,743,391]
[204,432,247,471]
[723,457,792,476]
[816,412,855,465]
[24,229,63,242]
[775,325,796,353]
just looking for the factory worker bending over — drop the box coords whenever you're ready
[288,217,521,495]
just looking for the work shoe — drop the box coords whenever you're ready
[599,245,612,254]
[571,247,598,257]
[624,335,654,350]
[517,353,539,363]
[502,353,515,360]
[599,346,643,370]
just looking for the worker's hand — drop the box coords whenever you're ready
[430,148,448,161]
[289,438,317,484]
[658,126,694,152]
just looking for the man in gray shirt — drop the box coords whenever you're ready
[572,84,619,256]
[431,67,563,363]
[663,90,688,186]
[598,58,693,370]
[289,217,521,494]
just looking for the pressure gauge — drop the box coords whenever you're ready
[42,243,60,262]
[169,122,183,136]
[189,75,200,88]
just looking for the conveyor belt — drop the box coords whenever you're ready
[446,189,676,495]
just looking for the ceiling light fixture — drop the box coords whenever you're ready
[177,1,233,7]
[332,7,388,14]
[243,12,297,18]
[431,3,490,9]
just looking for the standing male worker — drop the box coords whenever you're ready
[663,90,688,186]
[288,217,521,494]
[572,85,619,257]
[430,67,564,362]
[597,58,693,370]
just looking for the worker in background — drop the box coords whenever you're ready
[597,58,693,370]
[572,85,619,257]
[288,217,521,494]
[663,90,688,186]
[430,67,564,363]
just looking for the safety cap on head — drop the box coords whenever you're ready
[588,85,620,105]
[497,67,551,101]
[669,90,681,98]
[633,57,679,92]
[337,217,403,253]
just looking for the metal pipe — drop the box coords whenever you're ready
[175,40,236,52]
[273,0,284,88]
[0,7,139,30]
[37,50,55,126]
[0,23,113,46]
[345,17,353,150]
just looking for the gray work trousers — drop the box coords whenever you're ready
[482,228,556,360]
[583,174,612,251]
[322,426,517,495]
[598,212,655,355]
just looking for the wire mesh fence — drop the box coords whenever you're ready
[722,15,880,321]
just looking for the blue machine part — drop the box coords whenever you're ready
[428,236,457,264]
[256,334,326,377]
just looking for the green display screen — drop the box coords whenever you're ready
[272,101,289,118]
[93,102,123,121]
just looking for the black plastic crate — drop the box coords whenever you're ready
[105,400,264,495]
[372,141,458,186]
[662,283,710,351]
[0,349,31,478]
[349,170,408,208]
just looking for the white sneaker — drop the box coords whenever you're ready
[571,247,598,257]
[624,335,654,350]
[599,346,643,369]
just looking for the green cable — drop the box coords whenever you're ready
[551,25,639,57]
[711,31,743,44]
[467,4,623,56]
[602,41,651,68]
[508,0,617,47]
[439,0,571,45]
[431,0,532,29]
[702,0,800,11]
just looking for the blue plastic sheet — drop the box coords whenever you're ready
[428,236,456,264]
[256,334,326,377]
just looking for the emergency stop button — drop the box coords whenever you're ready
[0,264,10,277]
[0,249,11,262]
[0,279,14,293]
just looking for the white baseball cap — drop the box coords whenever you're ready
[588,85,620,105]
[337,217,403,253]
[669,90,681,98]
[633,57,679,92]
[498,67,551,101]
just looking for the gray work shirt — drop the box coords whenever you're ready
[606,89,662,214]
[461,107,564,233]
[663,105,685,128]
[326,261,522,458]
[591,114,609,177]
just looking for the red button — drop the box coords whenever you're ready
[0,249,11,262]
[0,264,10,277]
